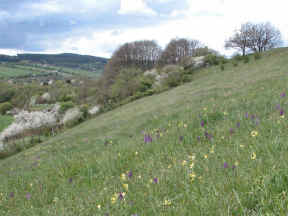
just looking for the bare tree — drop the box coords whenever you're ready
[247,22,282,52]
[159,38,205,66]
[225,22,282,55]
[225,23,252,56]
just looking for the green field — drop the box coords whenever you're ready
[0,115,13,133]
[1,48,288,215]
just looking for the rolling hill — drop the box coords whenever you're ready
[0,53,108,79]
[1,48,288,215]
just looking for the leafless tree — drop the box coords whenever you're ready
[225,23,252,56]
[158,38,206,66]
[225,22,282,55]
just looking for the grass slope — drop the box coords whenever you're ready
[0,115,13,133]
[1,48,288,215]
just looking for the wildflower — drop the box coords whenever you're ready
[201,120,205,127]
[281,92,286,97]
[164,199,172,206]
[179,136,184,142]
[53,197,59,203]
[190,172,196,181]
[203,107,207,111]
[240,144,245,148]
[234,161,239,166]
[190,163,195,169]
[223,111,228,116]
[135,151,138,155]
[276,104,281,110]
[121,173,127,181]
[280,109,284,116]
[127,171,133,178]
[189,155,196,161]
[9,192,14,198]
[97,204,101,209]
[182,160,187,166]
[26,193,31,200]
[153,177,158,184]
[197,136,201,141]
[210,146,215,154]
[68,178,73,184]
[183,124,188,128]
[236,122,240,128]
[245,112,249,118]
[204,154,208,159]
[251,131,258,137]
[223,162,228,168]
[123,184,129,191]
[229,128,234,135]
[118,192,126,201]
[251,152,256,160]
[111,194,117,204]
[168,164,172,169]
[251,114,255,120]
[144,134,152,143]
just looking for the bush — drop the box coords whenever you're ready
[0,102,13,115]
[220,64,225,71]
[243,55,250,63]
[163,71,183,88]
[0,89,15,103]
[232,61,238,67]
[80,104,89,120]
[60,101,75,114]
[254,52,262,60]
[60,94,74,102]
[204,54,226,66]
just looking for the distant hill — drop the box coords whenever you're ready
[0,53,109,79]
[0,53,108,71]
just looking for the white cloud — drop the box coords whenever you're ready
[118,0,157,16]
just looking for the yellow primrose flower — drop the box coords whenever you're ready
[190,172,196,181]
[204,154,208,159]
[182,160,187,166]
[135,151,138,155]
[234,161,239,166]
[251,152,256,160]
[168,164,172,169]
[223,111,228,115]
[189,163,195,169]
[164,199,172,206]
[203,107,207,111]
[251,131,258,137]
[121,173,127,181]
[97,204,101,209]
[281,115,285,119]
[123,184,128,191]
[111,194,117,204]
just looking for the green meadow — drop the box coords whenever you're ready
[1,48,288,215]
[0,115,13,133]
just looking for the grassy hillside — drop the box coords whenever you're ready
[1,48,288,215]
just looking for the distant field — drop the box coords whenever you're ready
[0,65,43,78]
[0,63,102,79]
[0,115,13,133]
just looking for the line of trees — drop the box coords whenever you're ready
[225,22,282,56]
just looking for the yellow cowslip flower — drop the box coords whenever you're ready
[190,172,196,181]
[234,161,239,166]
[251,131,258,137]
[281,115,285,119]
[203,107,207,111]
[210,146,215,154]
[121,173,126,181]
[251,152,256,160]
[204,154,208,159]
[189,163,194,169]
[123,184,128,191]
[135,151,138,155]
[164,199,172,206]
[168,164,172,169]
[111,194,117,204]
[182,160,187,166]
[97,204,101,209]
[223,111,228,115]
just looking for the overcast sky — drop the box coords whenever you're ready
[0,0,287,57]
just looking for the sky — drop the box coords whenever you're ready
[0,0,287,58]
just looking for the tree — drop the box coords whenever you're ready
[158,38,205,66]
[225,22,282,55]
[247,22,282,52]
[225,23,252,56]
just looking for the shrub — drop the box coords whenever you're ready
[232,61,238,67]
[204,54,226,66]
[163,71,183,88]
[60,94,74,102]
[243,55,250,63]
[0,102,13,115]
[80,104,89,120]
[0,89,15,103]
[254,52,262,60]
[220,64,225,71]
[60,101,75,114]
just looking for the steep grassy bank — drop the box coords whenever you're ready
[0,48,288,215]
